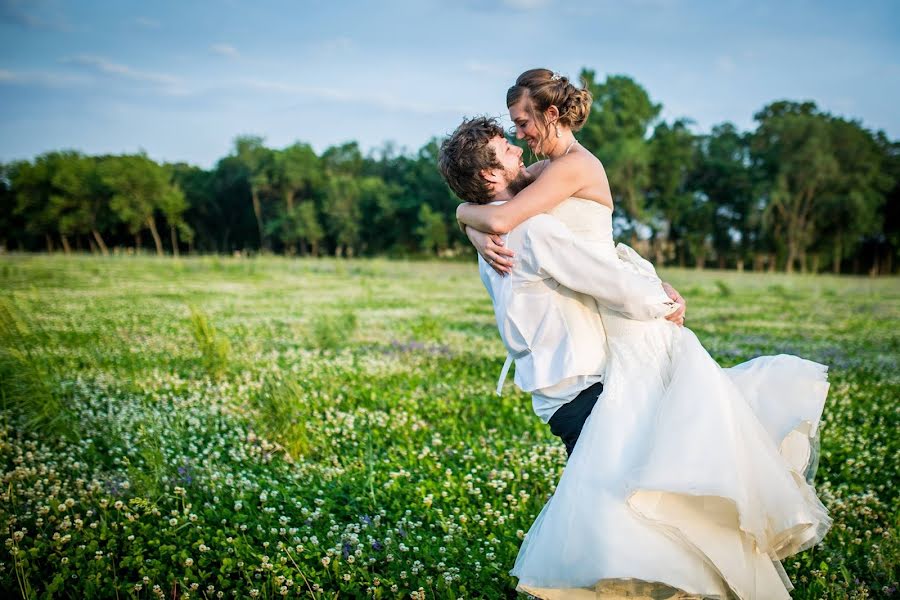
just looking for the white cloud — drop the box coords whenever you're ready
[0,68,90,87]
[64,55,177,85]
[210,43,240,59]
[61,55,187,95]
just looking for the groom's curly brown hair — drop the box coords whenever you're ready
[438,116,505,205]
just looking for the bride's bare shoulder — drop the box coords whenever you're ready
[553,146,607,177]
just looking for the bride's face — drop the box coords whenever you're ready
[509,96,548,154]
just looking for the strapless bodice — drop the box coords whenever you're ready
[548,197,616,256]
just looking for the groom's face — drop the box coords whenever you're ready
[485,135,531,196]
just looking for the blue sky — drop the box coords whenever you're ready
[1,0,898,168]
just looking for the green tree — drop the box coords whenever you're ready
[170,163,218,253]
[296,201,324,256]
[693,123,758,270]
[323,175,362,257]
[0,163,17,251]
[321,142,364,177]
[50,152,112,255]
[100,154,170,255]
[752,102,838,273]
[272,143,322,253]
[368,139,458,253]
[647,119,697,266]
[275,201,325,256]
[813,118,892,273]
[357,176,399,255]
[157,169,192,257]
[233,135,275,251]
[320,144,393,257]
[207,157,257,252]
[11,153,67,252]
[415,203,448,255]
[879,140,900,274]
[681,194,717,269]
[578,71,661,232]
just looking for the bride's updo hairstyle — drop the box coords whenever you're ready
[507,68,593,154]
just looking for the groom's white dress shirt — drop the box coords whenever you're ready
[478,209,677,422]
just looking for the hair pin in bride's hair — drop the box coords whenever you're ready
[551,72,561,81]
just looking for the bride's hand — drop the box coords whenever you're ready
[466,226,514,275]
[662,282,686,326]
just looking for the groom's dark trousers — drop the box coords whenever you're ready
[547,380,604,458]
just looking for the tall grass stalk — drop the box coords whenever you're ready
[253,379,324,460]
[0,298,78,439]
[310,310,358,350]
[188,305,231,378]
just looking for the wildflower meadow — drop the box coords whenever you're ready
[1,255,897,599]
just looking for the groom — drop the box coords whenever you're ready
[438,117,686,456]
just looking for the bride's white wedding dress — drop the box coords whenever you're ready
[510,199,831,600]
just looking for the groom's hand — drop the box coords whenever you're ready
[466,226,514,275]
[662,282,686,326]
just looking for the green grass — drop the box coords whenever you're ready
[1,254,898,599]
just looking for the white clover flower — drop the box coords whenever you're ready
[184,557,194,567]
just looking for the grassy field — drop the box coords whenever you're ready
[1,254,898,599]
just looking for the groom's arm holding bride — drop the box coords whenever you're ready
[467,224,687,324]
[466,216,687,325]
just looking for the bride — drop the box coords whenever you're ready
[455,69,831,599]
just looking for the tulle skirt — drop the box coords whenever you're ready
[511,317,831,600]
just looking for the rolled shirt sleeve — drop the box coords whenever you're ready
[521,215,678,321]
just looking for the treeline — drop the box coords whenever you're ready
[0,136,458,259]
[1,69,897,274]
[574,71,898,275]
